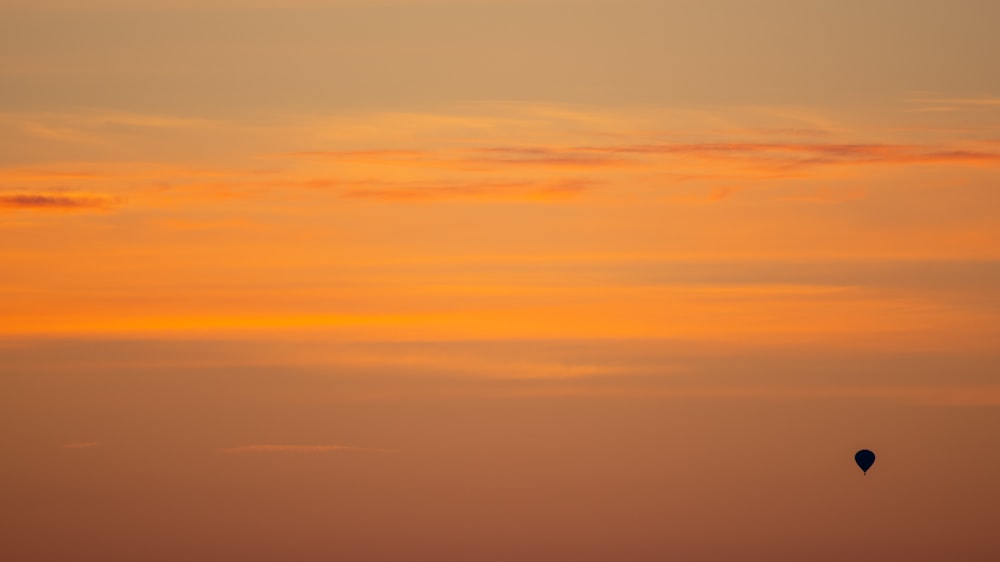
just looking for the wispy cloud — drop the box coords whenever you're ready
[218,444,395,453]
[342,179,592,202]
[292,149,425,160]
[906,96,1000,112]
[471,147,630,168]
[289,140,999,204]
[568,141,1000,167]
[0,193,118,211]
[778,186,867,204]
[489,380,1000,406]
[7,105,997,212]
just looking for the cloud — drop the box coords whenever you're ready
[0,193,117,211]
[906,96,1000,112]
[218,444,394,453]
[63,442,98,449]
[292,149,425,160]
[471,147,630,168]
[569,141,1000,167]
[385,141,1000,183]
[778,186,867,204]
[342,179,592,202]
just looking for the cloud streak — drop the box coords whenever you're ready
[0,193,117,211]
[341,179,592,202]
[907,96,1000,112]
[566,141,1000,167]
[218,444,395,453]
[285,138,999,204]
[471,147,631,168]
[63,442,98,449]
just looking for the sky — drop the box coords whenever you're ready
[2,1,1000,560]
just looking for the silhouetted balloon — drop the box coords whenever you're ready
[855,449,876,474]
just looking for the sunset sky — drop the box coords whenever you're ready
[3,1,1000,560]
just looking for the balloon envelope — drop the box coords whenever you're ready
[855,449,876,474]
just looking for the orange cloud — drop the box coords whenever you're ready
[341,179,592,202]
[497,382,1000,406]
[0,193,118,211]
[277,139,999,205]
[568,141,1000,167]
[471,147,631,168]
[218,444,393,453]
[292,149,425,160]
[63,442,98,449]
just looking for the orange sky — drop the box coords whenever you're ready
[2,1,1000,560]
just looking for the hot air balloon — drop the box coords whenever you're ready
[855,449,876,475]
